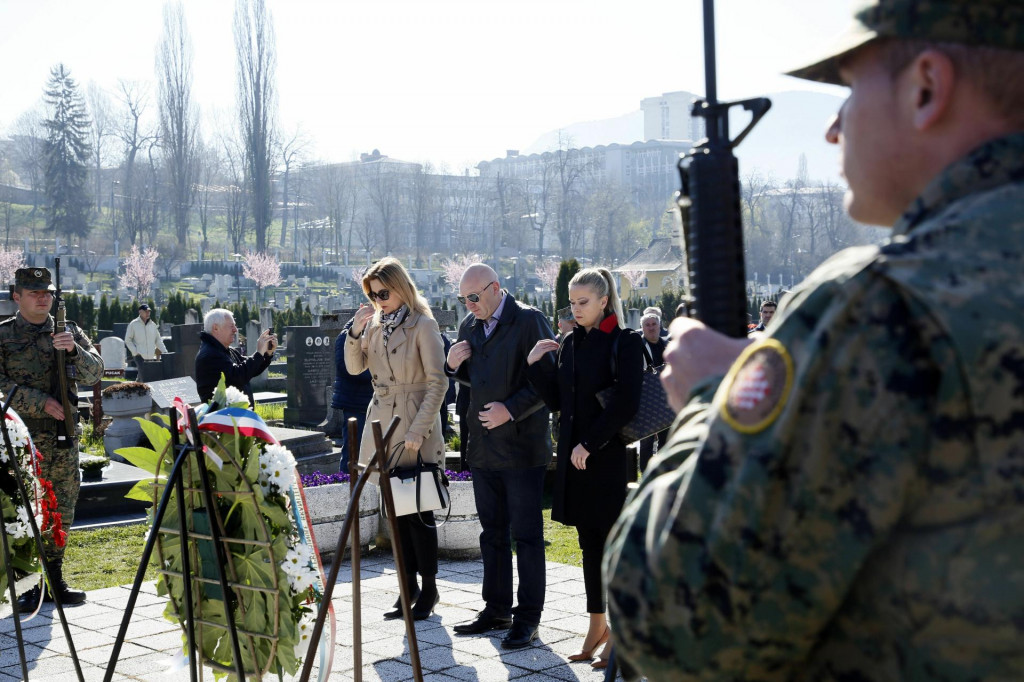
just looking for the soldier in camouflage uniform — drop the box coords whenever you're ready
[604,1,1024,680]
[2,267,103,609]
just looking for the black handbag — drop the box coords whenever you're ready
[596,332,676,443]
[384,444,451,526]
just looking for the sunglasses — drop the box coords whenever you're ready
[368,289,391,301]
[457,281,496,305]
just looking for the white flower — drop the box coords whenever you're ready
[223,386,248,407]
[293,609,316,659]
[257,444,296,496]
[6,418,30,449]
[280,541,318,594]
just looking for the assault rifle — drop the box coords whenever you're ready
[677,0,771,337]
[53,257,77,449]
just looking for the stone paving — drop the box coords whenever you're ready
[0,553,626,681]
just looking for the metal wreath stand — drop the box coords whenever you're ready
[0,389,86,682]
[299,415,426,682]
[103,404,252,682]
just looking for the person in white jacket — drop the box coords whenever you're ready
[125,303,168,364]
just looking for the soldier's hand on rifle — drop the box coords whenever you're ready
[52,330,76,354]
[661,317,753,412]
[44,397,66,421]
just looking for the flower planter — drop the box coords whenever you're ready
[102,387,153,461]
[437,479,481,559]
[303,482,379,562]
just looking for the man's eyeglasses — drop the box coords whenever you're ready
[457,281,496,305]
[368,289,391,301]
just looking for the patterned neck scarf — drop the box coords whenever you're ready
[380,306,408,348]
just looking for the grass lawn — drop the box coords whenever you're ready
[65,502,584,592]
[64,524,155,591]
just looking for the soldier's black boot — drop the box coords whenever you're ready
[43,563,87,605]
[16,585,42,612]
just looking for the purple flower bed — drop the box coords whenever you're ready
[301,469,473,488]
[301,471,351,487]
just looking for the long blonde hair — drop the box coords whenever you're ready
[569,267,624,329]
[361,257,432,321]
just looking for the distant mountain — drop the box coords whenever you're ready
[524,90,845,184]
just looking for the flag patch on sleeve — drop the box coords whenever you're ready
[720,338,793,434]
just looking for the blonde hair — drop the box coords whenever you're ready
[569,267,624,329]
[362,257,432,321]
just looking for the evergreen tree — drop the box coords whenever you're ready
[98,294,110,330]
[555,259,581,326]
[81,296,95,333]
[43,64,92,242]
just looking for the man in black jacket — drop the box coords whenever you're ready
[446,263,554,649]
[195,308,277,408]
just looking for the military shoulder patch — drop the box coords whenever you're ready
[720,338,794,434]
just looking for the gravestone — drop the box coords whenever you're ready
[284,325,340,426]
[434,308,458,330]
[185,308,199,325]
[113,322,129,339]
[147,376,201,409]
[246,320,261,347]
[100,337,127,377]
[170,323,204,379]
[260,307,274,331]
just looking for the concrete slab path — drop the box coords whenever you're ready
[0,553,628,681]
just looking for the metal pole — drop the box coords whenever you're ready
[299,417,400,682]
[373,420,424,682]
[348,417,362,682]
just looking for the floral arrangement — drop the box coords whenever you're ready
[79,453,110,474]
[0,409,64,603]
[120,378,328,679]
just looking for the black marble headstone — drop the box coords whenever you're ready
[171,323,204,380]
[284,326,340,426]
[113,322,129,339]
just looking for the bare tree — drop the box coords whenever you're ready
[362,162,403,255]
[115,81,159,246]
[157,0,200,247]
[277,126,309,249]
[441,171,474,254]
[552,132,593,258]
[518,160,556,257]
[410,163,441,265]
[8,108,47,227]
[489,171,520,259]
[86,82,115,213]
[233,0,278,251]
[194,140,220,255]
[220,133,249,253]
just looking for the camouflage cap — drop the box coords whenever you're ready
[787,0,1024,84]
[14,268,55,291]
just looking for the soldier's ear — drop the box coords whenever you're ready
[906,48,956,132]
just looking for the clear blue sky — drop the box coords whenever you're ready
[0,0,848,170]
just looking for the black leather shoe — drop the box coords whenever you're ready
[45,578,87,605]
[412,590,440,621]
[16,585,42,612]
[501,621,539,649]
[453,612,513,635]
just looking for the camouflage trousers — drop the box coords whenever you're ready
[33,431,80,563]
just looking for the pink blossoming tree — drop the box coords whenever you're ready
[121,245,159,300]
[0,247,26,288]
[243,251,283,304]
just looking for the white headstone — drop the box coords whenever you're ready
[100,337,127,371]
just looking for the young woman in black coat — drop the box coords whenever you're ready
[527,267,643,669]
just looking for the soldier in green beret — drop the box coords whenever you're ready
[2,267,104,610]
[604,1,1024,680]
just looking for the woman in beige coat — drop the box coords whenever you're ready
[345,256,448,620]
